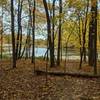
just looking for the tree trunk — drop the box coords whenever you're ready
[82,0,89,62]
[57,0,62,66]
[0,6,3,59]
[51,0,56,66]
[77,14,82,69]
[16,0,20,59]
[15,0,23,59]
[31,0,36,70]
[18,0,23,59]
[43,0,55,67]
[88,0,97,75]
[11,0,16,68]
[28,0,32,58]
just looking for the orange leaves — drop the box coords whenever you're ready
[33,8,35,13]
[91,0,97,7]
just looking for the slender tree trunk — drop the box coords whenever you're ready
[16,0,23,59]
[8,36,11,58]
[11,0,16,68]
[0,7,3,59]
[82,0,89,62]
[32,0,36,70]
[43,0,55,67]
[31,0,36,63]
[88,0,97,74]
[92,0,97,74]
[57,0,62,66]
[25,28,29,59]
[88,26,93,66]
[25,33,28,59]
[16,0,20,59]
[51,0,56,66]
[78,18,82,69]
[28,0,32,58]
[0,30,3,59]
[18,26,22,58]
[18,0,23,58]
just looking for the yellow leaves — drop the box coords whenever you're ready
[0,0,7,5]
[68,0,85,10]
[54,13,64,20]
[97,40,100,48]
[76,43,82,48]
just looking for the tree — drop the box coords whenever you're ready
[51,0,56,66]
[0,6,3,59]
[16,0,23,59]
[82,0,89,62]
[67,0,89,68]
[0,0,7,59]
[43,0,55,67]
[11,0,16,68]
[57,0,62,66]
[88,0,97,74]
[79,0,89,69]
[31,0,36,71]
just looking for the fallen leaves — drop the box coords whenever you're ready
[0,59,100,100]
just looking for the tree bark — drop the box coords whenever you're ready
[88,0,97,75]
[0,6,3,59]
[11,0,16,68]
[31,0,36,69]
[16,0,23,59]
[51,0,56,66]
[57,0,62,66]
[43,0,55,67]
[82,0,89,62]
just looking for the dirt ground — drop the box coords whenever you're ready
[0,59,100,100]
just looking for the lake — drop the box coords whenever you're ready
[35,47,47,57]
[1,46,100,60]
[1,46,81,60]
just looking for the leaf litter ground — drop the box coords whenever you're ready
[0,59,100,100]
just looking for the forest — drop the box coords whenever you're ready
[0,0,100,99]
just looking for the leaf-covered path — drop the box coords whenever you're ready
[0,59,100,100]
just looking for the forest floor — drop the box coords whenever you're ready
[0,59,100,100]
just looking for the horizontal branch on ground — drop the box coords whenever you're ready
[35,70,100,78]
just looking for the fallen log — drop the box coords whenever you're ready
[35,70,100,78]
